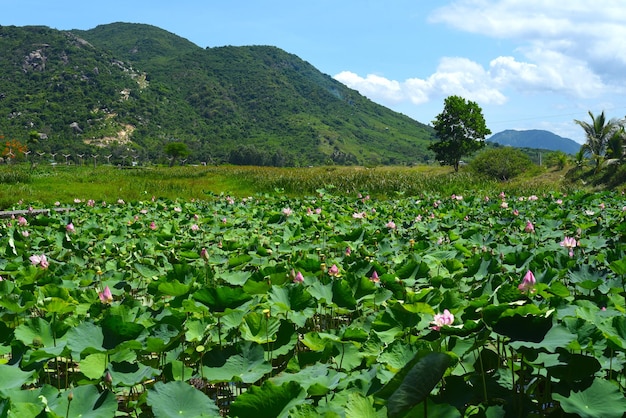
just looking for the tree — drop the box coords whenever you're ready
[574,111,620,173]
[429,95,491,171]
[469,147,534,180]
[164,141,190,166]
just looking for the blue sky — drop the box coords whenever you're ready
[4,0,626,144]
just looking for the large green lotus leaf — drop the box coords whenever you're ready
[378,341,419,372]
[193,286,252,312]
[66,321,105,357]
[1,384,58,418]
[202,343,272,384]
[146,323,181,352]
[14,317,55,348]
[157,279,191,297]
[269,285,315,313]
[0,289,35,314]
[609,258,626,275]
[230,380,305,418]
[553,378,626,418]
[217,271,250,286]
[341,326,369,343]
[48,385,117,418]
[334,341,363,371]
[301,332,340,352]
[0,364,34,391]
[80,352,107,380]
[101,315,146,350]
[510,325,576,352]
[548,353,600,383]
[307,281,334,304]
[239,311,282,344]
[147,381,221,418]
[332,279,357,310]
[109,361,161,387]
[134,262,161,278]
[345,392,384,418]
[163,359,194,382]
[377,352,451,418]
[243,278,271,294]
[270,363,346,395]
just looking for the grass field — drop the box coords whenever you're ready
[0,163,577,209]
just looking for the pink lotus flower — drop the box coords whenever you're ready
[500,201,508,209]
[66,223,75,233]
[370,270,379,283]
[431,309,454,331]
[17,216,27,226]
[328,264,339,276]
[499,192,506,199]
[282,207,293,216]
[352,212,366,219]
[200,248,209,261]
[149,221,157,230]
[293,271,304,284]
[99,286,113,304]
[191,224,199,232]
[518,270,536,293]
[386,220,396,229]
[560,236,577,257]
[22,230,29,237]
[525,221,534,233]
[30,254,49,269]
[345,246,351,256]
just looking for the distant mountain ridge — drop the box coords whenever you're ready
[0,23,435,166]
[488,129,582,154]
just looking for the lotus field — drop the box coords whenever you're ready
[2,189,626,417]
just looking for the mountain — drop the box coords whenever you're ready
[0,23,434,166]
[487,129,582,155]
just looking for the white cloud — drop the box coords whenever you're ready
[429,1,626,79]
[334,57,507,108]
[333,71,404,103]
[334,1,623,116]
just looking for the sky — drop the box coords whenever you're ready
[4,1,626,144]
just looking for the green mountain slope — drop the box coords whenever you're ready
[0,23,434,166]
[488,129,582,155]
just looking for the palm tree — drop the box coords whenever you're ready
[574,111,620,173]
[605,125,626,164]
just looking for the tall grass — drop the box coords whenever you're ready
[0,164,575,209]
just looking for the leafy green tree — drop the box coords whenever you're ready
[605,125,625,164]
[544,151,568,170]
[164,141,190,166]
[574,111,620,173]
[469,147,534,180]
[429,95,491,171]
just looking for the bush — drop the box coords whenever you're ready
[469,147,534,180]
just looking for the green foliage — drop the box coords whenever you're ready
[429,95,491,171]
[164,141,190,166]
[544,150,569,170]
[470,147,535,180]
[574,111,622,173]
[0,24,434,167]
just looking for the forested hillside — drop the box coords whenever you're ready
[0,23,434,166]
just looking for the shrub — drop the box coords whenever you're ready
[469,147,534,180]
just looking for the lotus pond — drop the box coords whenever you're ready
[1,189,626,417]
